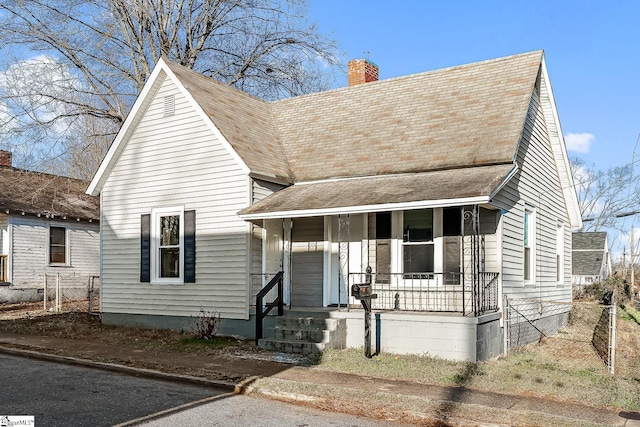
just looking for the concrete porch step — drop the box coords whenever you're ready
[258,338,326,354]
[258,315,346,354]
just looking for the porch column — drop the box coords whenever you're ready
[338,214,350,309]
[282,218,292,306]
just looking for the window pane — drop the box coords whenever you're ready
[524,212,529,246]
[524,247,530,281]
[160,248,180,278]
[50,247,66,263]
[160,215,180,246]
[403,244,434,273]
[375,212,391,239]
[403,209,433,242]
[50,227,65,245]
[50,227,66,263]
[443,207,461,236]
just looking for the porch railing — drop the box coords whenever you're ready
[255,271,284,344]
[349,272,499,316]
[0,255,7,282]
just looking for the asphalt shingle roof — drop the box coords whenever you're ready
[167,50,543,184]
[0,166,99,220]
[572,232,608,276]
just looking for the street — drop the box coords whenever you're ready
[0,353,221,426]
[0,354,403,426]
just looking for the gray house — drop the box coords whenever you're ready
[0,151,100,303]
[88,50,581,361]
[572,232,611,287]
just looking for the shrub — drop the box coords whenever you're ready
[578,275,632,305]
[192,308,221,340]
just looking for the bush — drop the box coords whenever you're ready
[578,275,632,305]
[192,308,221,340]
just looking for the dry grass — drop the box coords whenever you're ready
[312,302,640,410]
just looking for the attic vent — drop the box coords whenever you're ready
[164,94,175,117]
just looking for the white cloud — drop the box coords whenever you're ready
[565,132,594,153]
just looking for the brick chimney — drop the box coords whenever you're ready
[0,150,12,167]
[348,59,379,86]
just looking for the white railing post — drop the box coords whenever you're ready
[43,275,47,311]
[55,273,61,312]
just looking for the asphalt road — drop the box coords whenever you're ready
[0,354,406,427]
[0,353,221,426]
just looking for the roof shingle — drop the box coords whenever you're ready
[0,166,99,220]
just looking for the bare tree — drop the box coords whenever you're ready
[570,156,640,231]
[0,0,340,178]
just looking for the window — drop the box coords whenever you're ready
[49,226,67,264]
[403,209,434,275]
[158,213,181,278]
[524,206,535,283]
[141,208,196,284]
[556,223,564,283]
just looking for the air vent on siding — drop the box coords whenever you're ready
[164,94,175,117]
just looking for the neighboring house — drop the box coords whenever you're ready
[0,150,100,303]
[87,50,581,361]
[572,232,611,287]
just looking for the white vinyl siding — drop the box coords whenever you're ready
[492,81,572,302]
[100,75,251,320]
[8,215,99,288]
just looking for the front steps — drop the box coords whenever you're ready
[258,313,347,354]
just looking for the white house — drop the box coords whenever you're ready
[88,51,581,361]
[0,151,100,303]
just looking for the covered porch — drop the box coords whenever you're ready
[248,204,501,317]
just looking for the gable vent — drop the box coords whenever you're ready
[164,94,175,117]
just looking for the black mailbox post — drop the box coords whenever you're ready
[351,266,377,358]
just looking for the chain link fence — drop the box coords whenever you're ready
[505,297,617,374]
[43,274,100,315]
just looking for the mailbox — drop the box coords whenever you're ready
[351,283,374,299]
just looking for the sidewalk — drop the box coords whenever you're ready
[0,332,638,427]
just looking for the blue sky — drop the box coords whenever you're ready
[309,0,640,170]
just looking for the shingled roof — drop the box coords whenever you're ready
[0,166,99,221]
[163,51,541,183]
[572,232,609,276]
[88,50,580,225]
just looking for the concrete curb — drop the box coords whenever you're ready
[0,344,245,393]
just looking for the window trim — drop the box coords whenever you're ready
[48,225,69,266]
[391,209,444,285]
[556,222,564,284]
[151,206,185,284]
[524,205,536,284]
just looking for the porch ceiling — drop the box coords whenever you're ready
[239,163,514,219]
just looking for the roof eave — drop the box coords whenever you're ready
[239,195,491,221]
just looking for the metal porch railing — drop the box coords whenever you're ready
[349,272,499,316]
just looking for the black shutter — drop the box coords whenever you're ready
[184,210,196,283]
[140,214,151,282]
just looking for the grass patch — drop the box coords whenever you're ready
[310,303,640,411]
[621,305,640,325]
